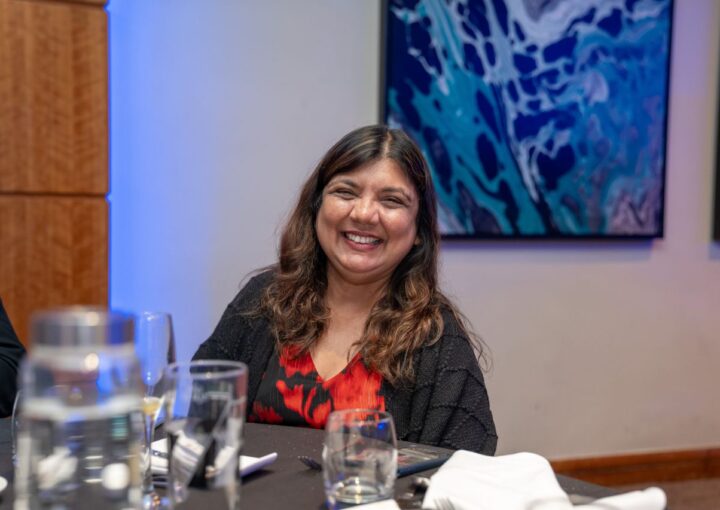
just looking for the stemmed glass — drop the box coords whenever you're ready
[11,389,22,466]
[135,311,176,508]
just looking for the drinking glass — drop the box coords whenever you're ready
[134,311,176,508]
[322,409,398,508]
[163,360,248,510]
[11,389,22,465]
[14,308,144,509]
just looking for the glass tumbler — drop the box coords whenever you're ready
[163,360,248,510]
[322,409,398,508]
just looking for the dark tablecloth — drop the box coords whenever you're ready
[0,419,616,509]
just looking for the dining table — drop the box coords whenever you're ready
[0,418,618,509]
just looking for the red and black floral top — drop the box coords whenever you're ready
[248,347,385,429]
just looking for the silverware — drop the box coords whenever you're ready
[297,455,322,470]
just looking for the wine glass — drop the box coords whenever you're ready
[135,311,176,508]
[11,389,22,466]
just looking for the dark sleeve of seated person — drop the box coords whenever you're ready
[386,310,498,456]
[0,298,26,417]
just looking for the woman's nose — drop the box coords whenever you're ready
[350,197,379,224]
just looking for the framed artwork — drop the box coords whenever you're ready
[382,0,673,238]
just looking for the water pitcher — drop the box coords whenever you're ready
[14,307,144,509]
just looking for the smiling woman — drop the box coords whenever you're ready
[193,125,497,454]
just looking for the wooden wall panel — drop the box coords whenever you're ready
[0,0,108,193]
[0,196,108,345]
[0,0,109,346]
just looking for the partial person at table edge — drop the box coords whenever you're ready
[0,297,26,417]
[194,124,498,454]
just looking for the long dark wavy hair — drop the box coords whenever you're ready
[259,124,483,386]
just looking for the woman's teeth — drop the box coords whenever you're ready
[345,233,381,245]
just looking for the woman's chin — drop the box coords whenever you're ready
[330,263,389,285]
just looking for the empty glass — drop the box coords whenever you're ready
[134,311,176,508]
[322,409,398,508]
[163,360,248,510]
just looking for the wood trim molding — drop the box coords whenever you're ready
[19,0,108,7]
[551,448,720,486]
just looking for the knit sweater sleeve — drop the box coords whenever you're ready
[193,271,273,363]
[401,312,497,455]
[424,333,497,454]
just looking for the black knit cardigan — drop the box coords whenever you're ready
[193,271,497,455]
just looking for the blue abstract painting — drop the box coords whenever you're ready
[383,0,673,238]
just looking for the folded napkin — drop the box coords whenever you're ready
[351,501,400,510]
[422,450,666,510]
[575,488,666,510]
[150,439,277,478]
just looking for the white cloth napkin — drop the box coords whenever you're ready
[351,500,400,510]
[422,450,666,510]
[575,488,666,510]
[150,438,277,477]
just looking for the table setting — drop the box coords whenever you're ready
[1,306,668,510]
[1,416,667,510]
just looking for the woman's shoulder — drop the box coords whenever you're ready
[228,268,276,311]
[438,305,466,338]
[419,303,480,364]
[244,268,275,292]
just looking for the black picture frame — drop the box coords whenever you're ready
[715,134,720,240]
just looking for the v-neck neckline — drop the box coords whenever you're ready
[309,350,361,383]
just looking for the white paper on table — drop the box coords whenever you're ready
[150,438,277,477]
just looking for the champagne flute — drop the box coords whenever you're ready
[135,311,176,508]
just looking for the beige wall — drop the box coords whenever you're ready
[469,0,720,457]
[110,0,720,458]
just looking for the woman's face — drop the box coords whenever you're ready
[316,158,419,286]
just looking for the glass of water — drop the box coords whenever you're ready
[322,409,398,508]
[163,360,247,510]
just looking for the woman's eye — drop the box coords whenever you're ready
[333,188,355,198]
[383,196,404,206]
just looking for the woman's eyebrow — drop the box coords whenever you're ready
[328,178,358,188]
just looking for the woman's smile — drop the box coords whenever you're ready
[343,231,383,249]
